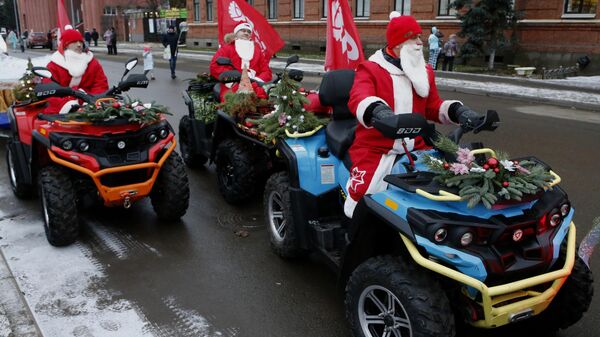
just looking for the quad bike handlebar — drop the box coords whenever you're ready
[447,110,500,144]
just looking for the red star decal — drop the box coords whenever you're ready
[349,167,366,192]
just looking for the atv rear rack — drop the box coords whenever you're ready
[47,135,176,207]
[400,222,576,328]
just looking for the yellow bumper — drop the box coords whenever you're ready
[401,222,576,328]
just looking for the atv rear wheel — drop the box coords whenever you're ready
[216,139,262,204]
[38,166,79,246]
[179,115,208,168]
[150,151,190,220]
[264,172,307,258]
[6,141,33,199]
[345,255,455,337]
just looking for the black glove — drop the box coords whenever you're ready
[452,104,484,129]
[68,104,81,113]
[364,102,393,126]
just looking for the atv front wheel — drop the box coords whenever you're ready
[6,141,33,198]
[345,255,455,337]
[264,172,307,258]
[150,152,190,220]
[216,139,262,204]
[38,166,79,246]
[179,115,208,168]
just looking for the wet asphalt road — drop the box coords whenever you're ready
[2,49,599,337]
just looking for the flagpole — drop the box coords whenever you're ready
[12,0,21,36]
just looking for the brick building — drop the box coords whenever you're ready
[185,0,600,72]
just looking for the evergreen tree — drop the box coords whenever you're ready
[0,0,17,32]
[451,0,520,70]
[13,58,39,103]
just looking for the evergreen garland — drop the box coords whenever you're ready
[423,135,554,208]
[189,91,218,124]
[13,58,41,103]
[69,97,171,125]
[220,91,268,120]
[253,70,328,143]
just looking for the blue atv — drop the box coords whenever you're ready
[263,70,593,337]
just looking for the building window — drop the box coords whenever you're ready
[103,7,117,15]
[394,0,410,14]
[356,0,370,17]
[268,0,277,19]
[293,0,304,19]
[194,0,200,21]
[206,0,213,21]
[438,0,457,16]
[322,0,328,18]
[564,0,598,14]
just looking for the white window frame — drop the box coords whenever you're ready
[355,0,370,18]
[394,0,411,15]
[293,0,304,19]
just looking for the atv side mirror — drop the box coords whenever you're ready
[121,57,138,81]
[31,66,52,79]
[288,69,304,82]
[285,55,299,68]
[216,57,232,66]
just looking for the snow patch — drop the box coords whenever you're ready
[0,54,52,81]
[0,216,153,337]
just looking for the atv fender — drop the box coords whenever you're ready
[6,139,33,186]
[338,197,417,283]
[210,110,272,161]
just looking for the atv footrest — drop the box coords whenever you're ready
[312,220,345,252]
[384,172,459,195]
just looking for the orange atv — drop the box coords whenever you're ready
[6,58,189,246]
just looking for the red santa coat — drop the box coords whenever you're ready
[43,51,109,114]
[209,41,272,100]
[344,49,459,217]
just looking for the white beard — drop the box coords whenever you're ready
[63,49,92,78]
[400,44,429,97]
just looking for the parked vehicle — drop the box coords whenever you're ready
[27,32,48,49]
[179,55,305,204]
[6,58,189,246]
[262,69,593,337]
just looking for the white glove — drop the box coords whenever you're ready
[59,99,79,115]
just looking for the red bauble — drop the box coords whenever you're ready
[502,181,510,187]
[244,121,254,127]
[487,157,499,168]
[112,102,120,109]
[483,164,490,170]
[298,87,305,92]
[443,163,450,170]
[494,167,500,173]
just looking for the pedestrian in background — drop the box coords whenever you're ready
[442,34,459,72]
[91,28,99,46]
[162,26,179,79]
[84,30,92,47]
[143,43,155,80]
[110,27,117,55]
[103,28,113,54]
[47,30,53,50]
[428,26,441,70]
[7,30,17,50]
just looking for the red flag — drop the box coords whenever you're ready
[56,0,72,52]
[217,0,284,58]
[325,0,364,71]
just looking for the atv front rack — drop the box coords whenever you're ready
[47,135,176,207]
[401,222,576,328]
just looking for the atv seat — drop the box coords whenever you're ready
[319,69,356,169]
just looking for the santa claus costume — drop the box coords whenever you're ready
[209,22,272,101]
[344,13,461,218]
[44,28,108,114]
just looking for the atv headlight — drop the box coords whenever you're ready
[147,132,158,143]
[549,211,562,227]
[159,128,169,139]
[117,140,126,150]
[560,202,571,217]
[62,140,73,151]
[460,232,474,246]
[434,228,448,242]
[78,141,90,152]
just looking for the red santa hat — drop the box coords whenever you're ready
[233,22,252,34]
[386,12,422,48]
[61,28,84,49]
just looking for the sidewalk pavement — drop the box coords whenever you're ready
[88,41,600,111]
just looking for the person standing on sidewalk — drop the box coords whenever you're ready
[91,28,99,46]
[142,43,155,80]
[162,26,179,79]
[110,27,118,55]
[103,28,113,54]
[84,30,92,48]
[428,26,441,70]
[442,34,459,71]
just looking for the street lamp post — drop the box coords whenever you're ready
[12,0,20,35]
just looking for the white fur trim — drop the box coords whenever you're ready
[390,75,413,115]
[369,50,403,75]
[356,96,386,128]
[392,138,415,153]
[344,196,358,218]
[50,50,93,79]
[59,99,79,115]
[69,76,82,87]
[439,100,462,125]
[389,11,401,20]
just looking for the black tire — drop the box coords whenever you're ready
[6,141,33,199]
[515,251,593,335]
[150,151,190,220]
[345,255,455,337]
[264,172,308,258]
[215,139,261,204]
[179,115,208,168]
[38,166,79,246]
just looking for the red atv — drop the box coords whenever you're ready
[6,58,189,246]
